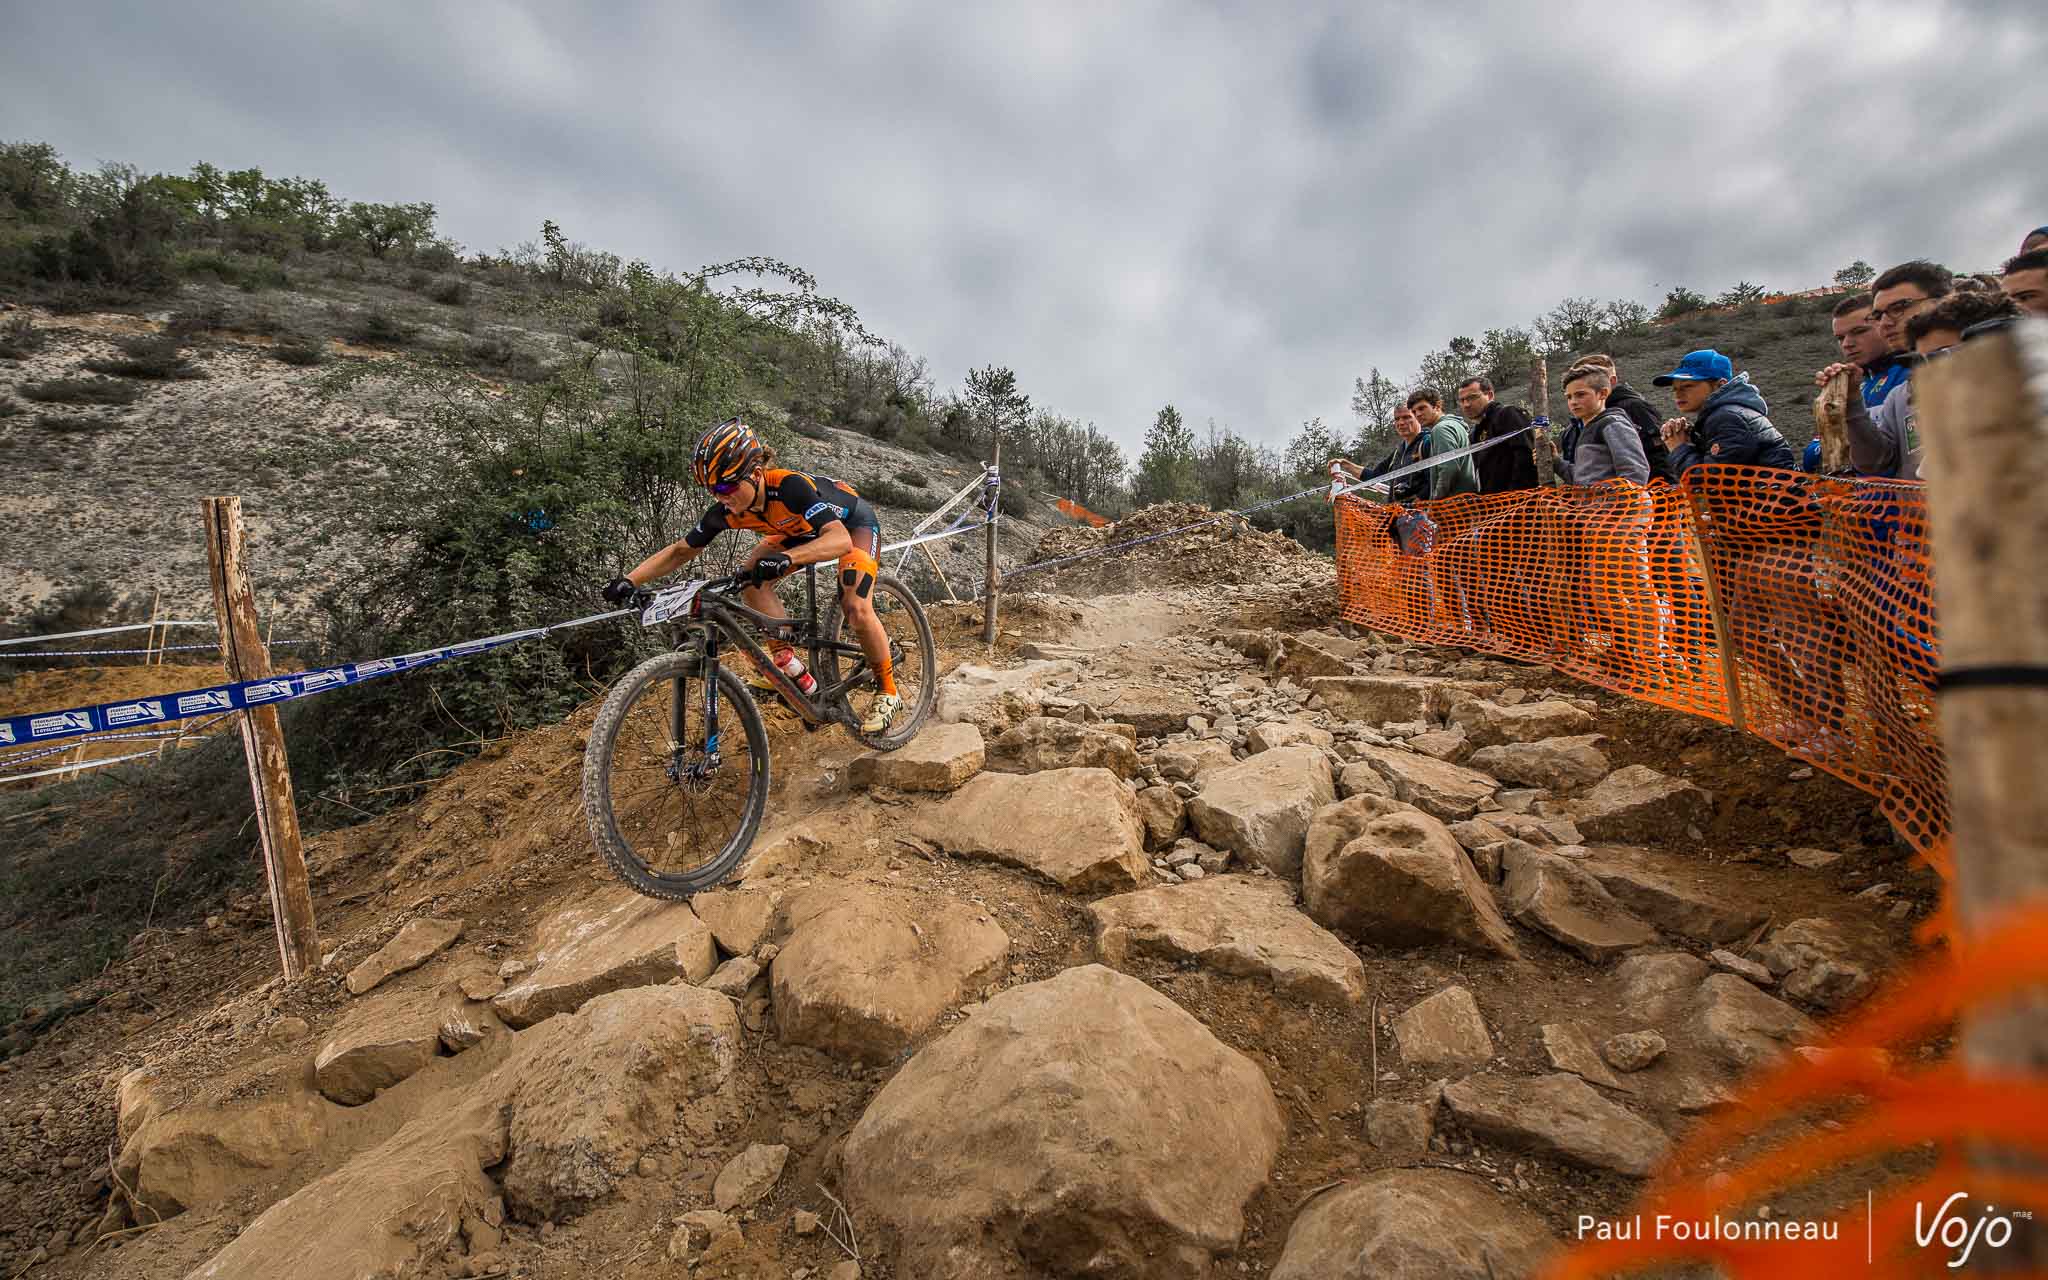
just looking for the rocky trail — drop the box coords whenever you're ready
[0,555,1938,1279]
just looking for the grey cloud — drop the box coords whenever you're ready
[2,0,2042,459]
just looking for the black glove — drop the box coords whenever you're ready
[602,576,638,605]
[745,552,792,585]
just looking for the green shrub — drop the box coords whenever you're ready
[83,333,204,379]
[176,248,288,291]
[998,481,1033,518]
[790,416,833,440]
[166,300,230,335]
[348,309,417,346]
[413,241,459,271]
[426,277,470,306]
[854,477,925,508]
[0,313,46,359]
[895,468,926,487]
[406,268,433,291]
[273,334,328,366]
[19,375,144,405]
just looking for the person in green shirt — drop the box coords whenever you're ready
[1406,389,1479,499]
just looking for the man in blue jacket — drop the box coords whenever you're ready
[1654,350,1797,474]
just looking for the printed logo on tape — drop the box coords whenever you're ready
[177,690,235,716]
[0,723,15,745]
[31,710,93,738]
[243,679,295,704]
[355,658,399,679]
[105,699,167,727]
[299,669,348,694]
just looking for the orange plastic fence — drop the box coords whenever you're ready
[1055,497,1110,527]
[1333,467,1947,871]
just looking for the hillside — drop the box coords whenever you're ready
[0,299,1057,624]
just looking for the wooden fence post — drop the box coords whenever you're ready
[203,497,320,980]
[1812,367,1854,474]
[982,437,1002,645]
[1917,323,2048,1265]
[1684,492,1748,733]
[1530,356,1555,487]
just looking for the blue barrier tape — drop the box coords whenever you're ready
[0,641,310,658]
[0,608,632,750]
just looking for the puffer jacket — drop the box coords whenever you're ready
[1556,407,1650,485]
[1670,374,1797,475]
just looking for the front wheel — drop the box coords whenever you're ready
[823,573,938,751]
[582,654,770,899]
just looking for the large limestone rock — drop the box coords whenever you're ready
[936,659,1075,734]
[1752,918,1876,1012]
[848,720,984,792]
[1541,1022,1629,1091]
[1572,765,1711,841]
[1275,635,1351,681]
[1186,746,1336,878]
[1353,746,1499,821]
[115,1093,328,1220]
[498,984,741,1219]
[688,882,789,957]
[1499,845,1658,962]
[1688,974,1819,1070]
[1583,858,1767,944]
[990,716,1139,778]
[345,917,465,995]
[1467,736,1611,793]
[1153,738,1236,782]
[912,767,1148,892]
[1392,986,1493,1068]
[492,887,718,1029]
[1087,875,1366,1006]
[189,1098,507,1280]
[772,885,1009,1063]
[314,987,445,1105]
[1271,1168,1559,1280]
[1613,952,1710,1022]
[1079,678,1204,736]
[1133,784,1187,849]
[1303,794,1521,958]
[842,965,1284,1279]
[1246,717,1336,754]
[1441,1073,1671,1177]
[1450,699,1596,746]
[1308,675,1494,725]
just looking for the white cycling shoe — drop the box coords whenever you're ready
[862,692,902,734]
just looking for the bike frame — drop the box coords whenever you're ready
[667,568,873,748]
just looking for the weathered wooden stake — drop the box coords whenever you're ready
[1812,367,1854,474]
[203,497,320,979]
[143,590,161,666]
[1530,356,1555,487]
[1918,324,2048,1266]
[1685,492,1748,733]
[981,441,1002,645]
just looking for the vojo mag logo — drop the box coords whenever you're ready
[1916,1191,2033,1268]
[30,710,93,739]
[104,698,167,728]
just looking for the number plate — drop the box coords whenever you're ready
[640,581,705,625]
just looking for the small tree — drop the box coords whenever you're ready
[1715,280,1769,307]
[1477,328,1536,392]
[1350,367,1400,458]
[1132,403,1197,505]
[1659,286,1707,319]
[1535,296,1606,353]
[963,364,1030,462]
[1833,260,1876,288]
[1601,299,1652,338]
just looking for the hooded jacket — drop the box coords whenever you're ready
[1556,406,1651,485]
[1670,374,1797,475]
[1421,413,1480,500]
[1364,431,1432,503]
[1860,354,1911,409]
[1471,400,1538,492]
[1605,381,1678,483]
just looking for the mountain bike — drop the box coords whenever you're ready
[582,566,937,899]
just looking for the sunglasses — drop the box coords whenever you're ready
[709,479,744,495]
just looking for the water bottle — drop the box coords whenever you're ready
[774,648,818,696]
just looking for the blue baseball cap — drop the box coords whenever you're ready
[1651,349,1734,386]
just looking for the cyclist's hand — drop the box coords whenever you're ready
[602,576,639,605]
[744,552,792,585]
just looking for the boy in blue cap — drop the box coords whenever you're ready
[1654,350,1797,475]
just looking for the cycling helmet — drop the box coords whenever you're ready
[691,416,764,489]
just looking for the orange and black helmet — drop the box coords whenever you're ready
[691,416,764,490]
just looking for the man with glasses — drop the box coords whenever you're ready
[1869,260,1954,357]
[1808,291,1918,474]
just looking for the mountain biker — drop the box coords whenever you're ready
[602,417,901,734]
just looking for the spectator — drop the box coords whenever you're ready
[1567,353,1676,483]
[1555,367,1651,484]
[2001,248,2048,317]
[1806,292,1915,473]
[1653,350,1797,474]
[2022,226,2048,255]
[1905,290,2022,355]
[1406,388,1480,499]
[1869,259,1954,357]
[1454,376,1538,493]
[1330,403,1431,503]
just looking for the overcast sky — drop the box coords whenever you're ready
[3,1,2043,457]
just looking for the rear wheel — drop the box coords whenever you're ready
[823,573,938,750]
[582,654,770,899]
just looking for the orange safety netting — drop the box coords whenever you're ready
[1055,497,1110,527]
[1333,467,1947,873]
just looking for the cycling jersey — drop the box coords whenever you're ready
[684,469,877,547]
[683,469,882,595]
